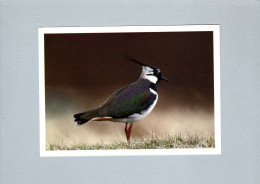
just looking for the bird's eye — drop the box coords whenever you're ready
[154,70,158,75]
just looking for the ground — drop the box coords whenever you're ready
[47,134,215,150]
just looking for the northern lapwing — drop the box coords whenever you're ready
[74,55,168,141]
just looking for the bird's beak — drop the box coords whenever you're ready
[161,75,168,82]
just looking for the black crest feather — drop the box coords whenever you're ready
[123,54,148,66]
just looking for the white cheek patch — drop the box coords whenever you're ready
[143,75,158,83]
[143,66,153,74]
[141,66,158,83]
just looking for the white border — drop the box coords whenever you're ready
[39,25,221,157]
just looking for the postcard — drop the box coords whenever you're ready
[39,25,220,156]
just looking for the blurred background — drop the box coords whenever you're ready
[44,31,214,145]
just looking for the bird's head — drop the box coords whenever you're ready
[124,54,168,84]
[141,65,168,84]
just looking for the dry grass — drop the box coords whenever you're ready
[47,134,215,150]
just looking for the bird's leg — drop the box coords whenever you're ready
[124,123,128,138]
[126,123,133,142]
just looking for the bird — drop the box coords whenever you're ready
[74,55,168,142]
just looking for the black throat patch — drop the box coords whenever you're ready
[150,83,158,92]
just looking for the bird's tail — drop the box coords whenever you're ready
[74,108,100,125]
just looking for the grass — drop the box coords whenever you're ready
[47,134,215,150]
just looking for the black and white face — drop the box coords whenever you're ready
[123,54,168,83]
[141,66,168,84]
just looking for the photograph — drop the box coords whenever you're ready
[39,26,220,156]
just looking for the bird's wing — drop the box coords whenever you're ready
[99,85,157,119]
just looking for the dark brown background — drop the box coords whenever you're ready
[44,32,214,145]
